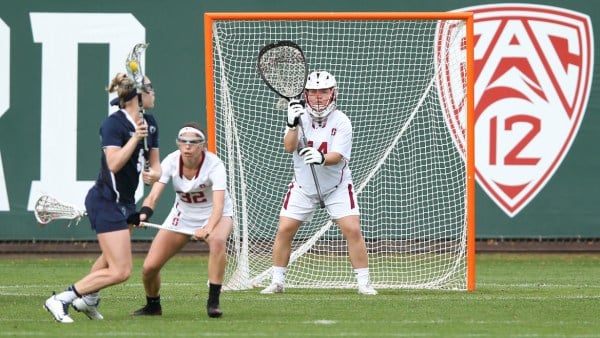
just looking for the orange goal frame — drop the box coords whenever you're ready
[204,12,475,291]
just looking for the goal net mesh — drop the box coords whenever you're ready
[208,15,471,290]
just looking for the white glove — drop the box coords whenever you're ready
[287,99,304,128]
[299,147,325,166]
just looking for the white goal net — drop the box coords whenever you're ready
[205,13,474,291]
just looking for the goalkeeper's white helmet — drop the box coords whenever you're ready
[304,71,337,121]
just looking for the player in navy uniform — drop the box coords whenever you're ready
[130,122,234,318]
[44,72,161,323]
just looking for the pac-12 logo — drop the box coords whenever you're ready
[436,4,594,217]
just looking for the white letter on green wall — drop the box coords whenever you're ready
[28,13,145,210]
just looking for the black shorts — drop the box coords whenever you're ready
[84,184,136,234]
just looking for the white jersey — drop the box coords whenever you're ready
[288,109,353,196]
[159,150,233,223]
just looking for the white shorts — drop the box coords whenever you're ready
[280,181,360,222]
[160,207,209,235]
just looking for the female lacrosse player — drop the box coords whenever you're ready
[44,72,161,323]
[130,122,233,318]
[261,70,377,295]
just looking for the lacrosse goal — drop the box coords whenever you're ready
[204,12,475,290]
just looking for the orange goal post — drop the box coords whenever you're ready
[204,12,475,291]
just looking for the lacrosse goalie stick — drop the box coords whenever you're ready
[257,40,325,208]
[125,43,150,172]
[33,195,193,236]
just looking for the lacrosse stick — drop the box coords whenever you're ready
[34,195,86,226]
[125,43,150,172]
[33,195,193,236]
[257,40,325,208]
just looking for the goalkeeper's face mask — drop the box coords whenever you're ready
[304,87,337,121]
[304,70,337,121]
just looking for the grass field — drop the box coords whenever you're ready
[1,253,599,337]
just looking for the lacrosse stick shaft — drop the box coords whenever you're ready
[138,222,194,236]
[298,122,326,208]
[34,195,195,237]
[138,96,150,172]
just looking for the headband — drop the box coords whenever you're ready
[178,127,205,141]
[109,88,138,107]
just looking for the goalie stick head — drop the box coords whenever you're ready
[257,40,308,100]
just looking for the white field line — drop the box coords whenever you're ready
[1,328,600,338]
[2,281,600,290]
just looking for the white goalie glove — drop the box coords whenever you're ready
[299,147,325,166]
[287,99,304,128]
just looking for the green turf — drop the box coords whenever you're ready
[0,253,599,337]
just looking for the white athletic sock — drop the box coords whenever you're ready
[83,291,99,305]
[272,266,287,284]
[354,267,371,286]
[55,289,78,304]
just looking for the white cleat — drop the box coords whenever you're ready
[260,283,284,294]
[44,294,74,323]
[358,284,378,295]
[72,297,104,320]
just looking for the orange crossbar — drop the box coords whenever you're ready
[205,12,472,20]
[204,12,475,290]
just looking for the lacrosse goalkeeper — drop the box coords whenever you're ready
[130,122,233,318]
[261,71,376,295]
[44,72,161,323]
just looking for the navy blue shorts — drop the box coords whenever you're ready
[84,184,136,234]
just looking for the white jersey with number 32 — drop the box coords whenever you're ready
[159,150,233,221]
[289,109,353,196]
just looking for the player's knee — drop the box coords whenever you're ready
[276,225,299,241]
[343,227,364,242]
[209,239,227,254]
[113,267,132,283]
[142,262,161,277]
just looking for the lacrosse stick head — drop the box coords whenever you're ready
[125,43,149,91]
[257,40,308,100]
[34,195,86,226]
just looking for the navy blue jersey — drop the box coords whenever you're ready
[95,110,159,204]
